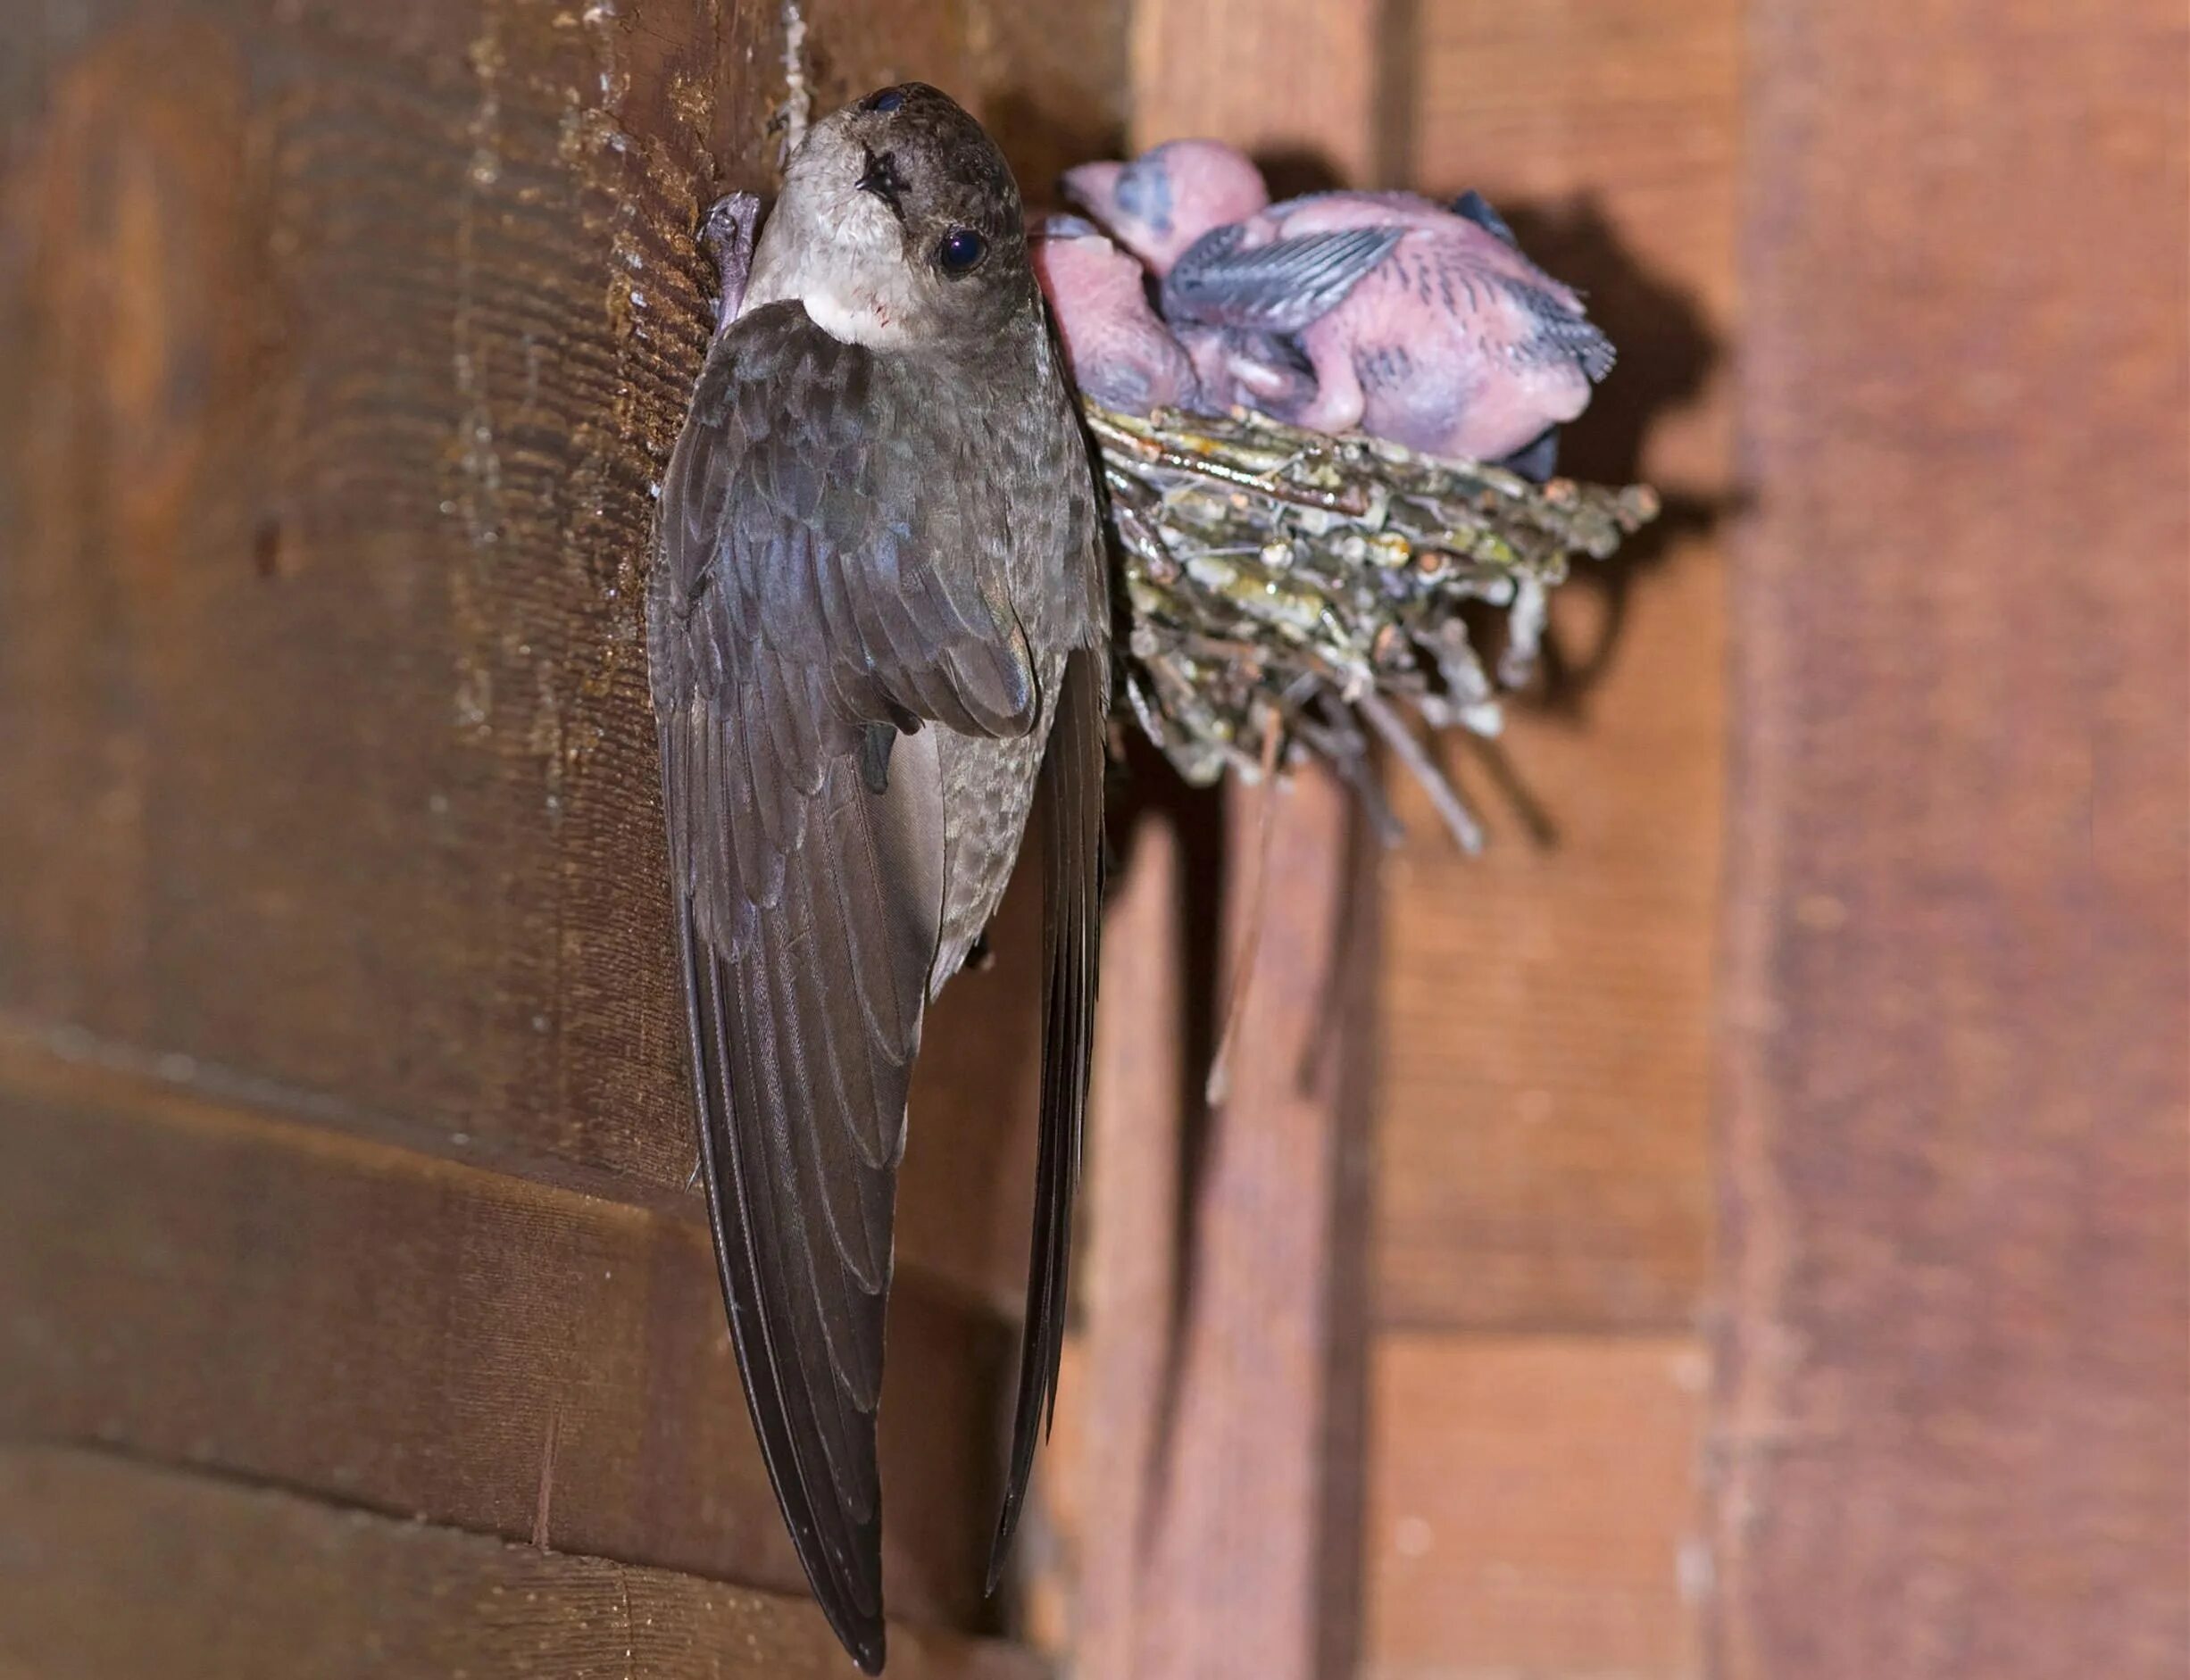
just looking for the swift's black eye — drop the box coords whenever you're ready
[864,87,905,113]
[937,228,987,275]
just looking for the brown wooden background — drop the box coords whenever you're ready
[2,0,2182,1677]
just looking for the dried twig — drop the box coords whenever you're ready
[1355,688,1483,854]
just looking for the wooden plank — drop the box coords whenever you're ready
[1715,1,2189,1676]
[0,0,770,1201]
[1066,778,1378,1680]
[1373,0,1736,1332]
[1052,9,1394,1675]
[963,0,1131,200]
[0,1037,1007,1631]
[1129,0,1403,187]
[0,1444,1038,1680]
[0,0,1108,1310]
[1045,831,1179,1668]
[1361,1334,1705,1679]
[1375,551,1722,1332]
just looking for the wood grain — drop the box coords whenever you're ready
[0,1034,1008,1632]
[0,0,779,1202]
[1377,558,1723,1333]
[1362,1334,1706,1679]
[1715,0,2189,1675]
[0,1444,1038,1680]
[965,0,1131,204]
[1374,0,1736,1333]
[0,0,1114,1311]
[1061,817,1187,1673]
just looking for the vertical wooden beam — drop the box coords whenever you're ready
[1066,6,1393,1676]
[1718,1,2188,1676]
[1077,783,1378,1680]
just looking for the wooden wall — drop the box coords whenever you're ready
[4,1,2182,1677]
[0,0,1120,1671]
[1053,10,1388,1679]
[1360,2,2188,1678]
[1361,3,2188,1677]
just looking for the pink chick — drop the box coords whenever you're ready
[1161,187,1614,466]
[1060,139,1271,277]
[1030,214,1202,415]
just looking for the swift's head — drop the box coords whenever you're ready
[747,83,1035,349]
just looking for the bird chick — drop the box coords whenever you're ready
[1162,185,1615,466]
[1030,212,1202,414]
[1060,137,1271,276]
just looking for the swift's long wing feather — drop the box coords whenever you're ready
[651,302,1035,1673]
[987,645,1106,1585]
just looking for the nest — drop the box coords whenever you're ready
[1093,402,1661,850]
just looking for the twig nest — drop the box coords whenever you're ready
[1094,400,1660,847]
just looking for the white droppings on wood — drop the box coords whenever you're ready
[779,0,811,166]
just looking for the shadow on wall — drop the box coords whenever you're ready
[1496,195,1726,713]
[1431,192,1730,844]
[987,89,1128,215]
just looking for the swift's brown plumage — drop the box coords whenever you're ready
[647,84,1106,1673]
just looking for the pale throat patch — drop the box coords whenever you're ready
[795,287,912,349]
[738,176,920,351]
